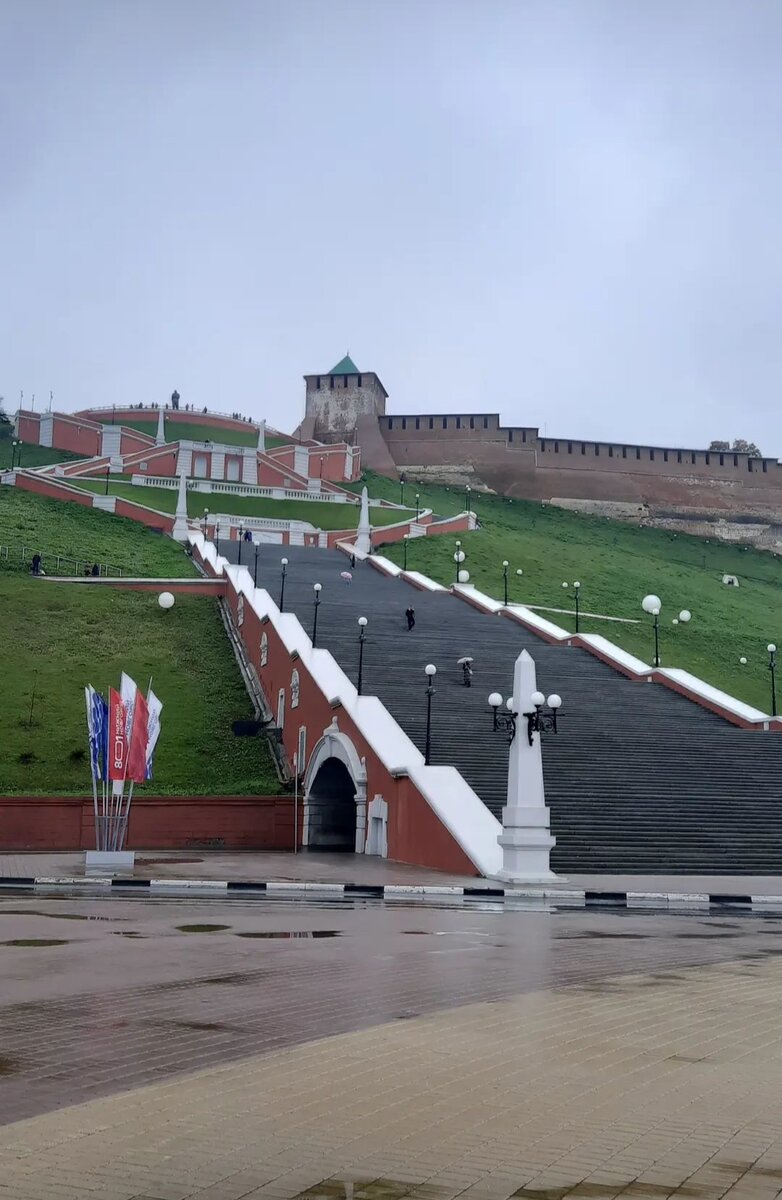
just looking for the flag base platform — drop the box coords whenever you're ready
[86,850,135,873]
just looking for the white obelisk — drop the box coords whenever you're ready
[497,649,559,882]
[257,419,266,453]
[355,486,371,555]
[155,408,166,445]
[171,470,190,542]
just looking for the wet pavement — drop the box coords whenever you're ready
[4,893,782,1129]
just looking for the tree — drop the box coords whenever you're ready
[731,438,762,457]
[709,438,762,457]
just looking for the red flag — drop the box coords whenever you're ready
[108,689,128,782]
[126,689,149,784]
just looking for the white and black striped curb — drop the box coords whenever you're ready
[2,878,782,910]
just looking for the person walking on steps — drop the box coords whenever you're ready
[31,552,42,576]
[405,605,416,631]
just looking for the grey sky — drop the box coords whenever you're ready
[2,0,781,451]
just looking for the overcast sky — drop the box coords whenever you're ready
[2,1,781,451]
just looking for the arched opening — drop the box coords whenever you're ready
[306,758,356,851]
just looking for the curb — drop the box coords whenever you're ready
[0,878,781,910]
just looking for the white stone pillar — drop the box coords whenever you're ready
[257,419,266,453]
[496,649,559,883]
[355,486,371,555]
[171,471,190,542]
[155,408,166,445]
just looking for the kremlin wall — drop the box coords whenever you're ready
[297,356,782,553]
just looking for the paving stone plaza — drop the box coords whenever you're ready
[3,888,782,1199]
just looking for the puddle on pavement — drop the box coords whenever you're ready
[514,1183,706,1199]
[236,930,340,939]
[0,909,117,921]
[0,938,70,947]
[176,924,232,933]
[113,931,147,938]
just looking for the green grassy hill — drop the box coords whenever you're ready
[357,471,782,714]
[0,425,83,470]
[68,478,412,529]
[0,576,279,795]
[0,488,194,577]
[118,415,286,448]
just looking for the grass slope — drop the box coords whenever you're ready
[0,488,195,577]
[69,478,412,528]
[119,416,286,448]
[0,577,279,795]
[0,431,82,471]
[360,471,782,713]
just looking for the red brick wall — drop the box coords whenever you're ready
[0,795,293,852]
[51,416,101,456]
[114,500,174,532]
[17,413,41,442]
[15,473,94,506]
[120,429,155,454]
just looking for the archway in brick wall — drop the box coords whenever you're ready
[302,720,367,853]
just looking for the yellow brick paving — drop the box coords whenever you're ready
[2,957,782,1200]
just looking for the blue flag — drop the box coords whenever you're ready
[85,686,108,782]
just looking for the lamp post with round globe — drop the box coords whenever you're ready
[453,540,466,585]
[357,617,368,695]
[769,644,777,716]
[642,594,662,666]
[502,561,510,605]
[403,534,409,571]
[312,583,322,647]
[424,664,437,764]
[279,557,288,612]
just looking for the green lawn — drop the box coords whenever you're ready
[0,434,83,471]
[69,478,413,529]
[0,576,280,795]
[0,487,195,577]
[118,416,286,448]
[368,473,782,713]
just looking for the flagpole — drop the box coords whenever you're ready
[86,688,100,850]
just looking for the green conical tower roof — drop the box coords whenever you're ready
[329,354,359,375]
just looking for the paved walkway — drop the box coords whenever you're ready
[3,942,782,1199]
[2,852,782,899]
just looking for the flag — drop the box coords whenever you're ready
[120,672,138,745]
[85,686,108,782]
[145,689,163,781]
[108,688,128,782]
[126,688,149,784]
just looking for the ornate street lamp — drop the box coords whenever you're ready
[642,594,662,666]
[312,582,322,647]
[502,560,509,605]
[104,464,110,496]
[424,663,437,764]
[237,525,244,565]
[10,439,20,468]
[415,493,420,522]
[357,616,368,695]
[769,644,777,717]
[465,484,471,514]
[399,473,406,506]
[279,557,288,611]
[253,543,260,587]
[202,507,209,536]
[453,540,469,585]
[488,689,562,746]
[403,534,409,571]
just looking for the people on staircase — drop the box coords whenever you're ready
[405,606,416,631]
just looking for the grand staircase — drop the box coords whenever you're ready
[219,542,782,874]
